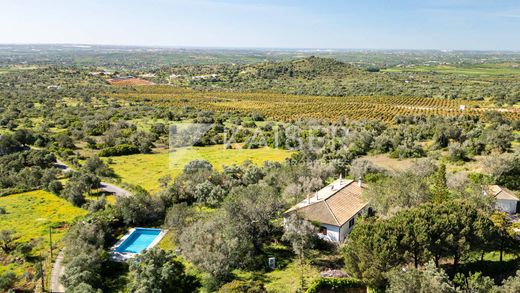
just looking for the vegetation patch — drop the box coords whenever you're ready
[107,145,292,191]
[107,77,154,86]
[305,277,366,293]
[109,85,519,123]
[0,190,87,245]
[0,190,87,288]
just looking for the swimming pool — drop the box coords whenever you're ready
[114,228,163,254]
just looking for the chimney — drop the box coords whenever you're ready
[306,193,310,204]
[339,173,343,185]
[315,191,319,200]
[358,177,362,187]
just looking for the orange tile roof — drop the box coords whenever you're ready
[286,179,368,227]
[485,185,519,201]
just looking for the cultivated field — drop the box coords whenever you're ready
[109,86,520,123]
[107,77,154,86]
[107,145,292,191]
[382,63,520,77]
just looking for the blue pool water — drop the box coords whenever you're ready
[115,228,161,254]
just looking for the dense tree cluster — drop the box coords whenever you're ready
[128,248,200,293]
[0,148,58,195]
[343,201,518,289]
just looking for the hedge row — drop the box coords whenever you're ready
[0,187,33,197]
[98,144,139,157]
[306,278,365,293]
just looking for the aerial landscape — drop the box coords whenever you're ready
[0,1,519,292]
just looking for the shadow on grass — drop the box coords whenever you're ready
[101,260,130,293]
[263,244,294,271]
[89,190,113,197]
[443,257,520,284]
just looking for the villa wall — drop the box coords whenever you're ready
[496,199,518,214]
[319,224,341,242]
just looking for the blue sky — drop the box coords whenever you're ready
[1,0,520,50]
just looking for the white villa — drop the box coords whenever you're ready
[484,185,519,214]
[285,177,370,243]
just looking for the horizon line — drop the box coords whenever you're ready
[1,42,520,53]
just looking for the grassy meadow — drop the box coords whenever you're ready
[0,190,87,278]
[0,66,38,75]
[107,145,293,191]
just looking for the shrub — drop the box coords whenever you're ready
[390,143,424,159]
[0,271,16,291]
[219,280,266,292]
[16,242,33,259]
[448,142,467,162]
[242,120,257,128]
[183,160,213,173]
[47,180,64,195]
[98,144,139,157]
[305,278,366,293]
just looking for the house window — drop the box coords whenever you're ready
[348,217,355,228]
[319,226,328,235]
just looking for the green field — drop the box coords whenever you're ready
[0,66,38,74]
[383,63,520,76]
[107,145,293,191]
[0,190,87,277]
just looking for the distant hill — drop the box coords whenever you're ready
[245,56,363,79]
[158,56,519,106]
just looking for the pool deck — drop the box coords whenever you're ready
[110,227,168,261]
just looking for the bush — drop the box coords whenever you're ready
[47,180,63,195]
[0,271,16,291]
[98,144,139,157]
[219,280,266,292]
[305,278,366,293]
[448,142,467,162]
[16,242,33,259]
[183,160,213,173]
[0,207,5,214]
[390,143,424,159]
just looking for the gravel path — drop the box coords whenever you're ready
[50,251,65,293]
[100,182,131,197]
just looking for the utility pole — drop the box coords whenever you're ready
[49,226,53,260]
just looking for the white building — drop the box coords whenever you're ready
[284,178,370,243]
[484,185,519,214]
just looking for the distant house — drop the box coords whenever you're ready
[140,73,156,78]
[484,185,519,214]
[284,177,370,243]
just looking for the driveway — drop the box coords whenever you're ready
[50,251,65,293]
[50,158,131,291]
[100,182,131,197]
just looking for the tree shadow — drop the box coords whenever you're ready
[443,256,520,284]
